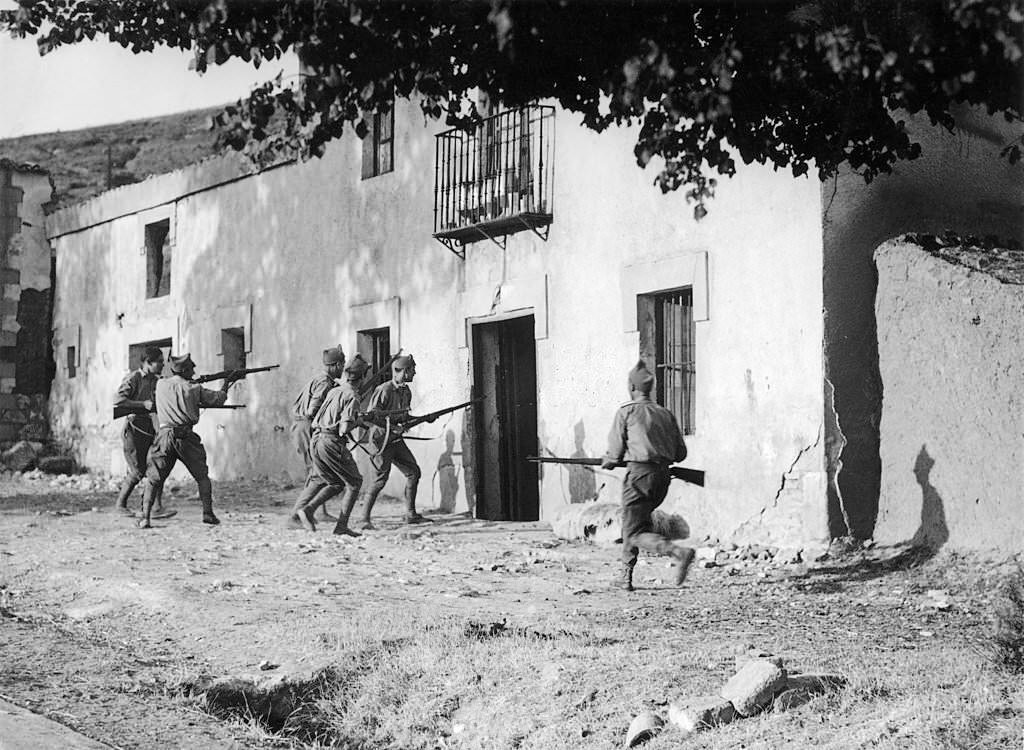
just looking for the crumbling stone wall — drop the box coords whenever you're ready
[0,161,54,449]
[874,238,1023,551]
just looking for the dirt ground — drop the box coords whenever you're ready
[1,473,1022,750]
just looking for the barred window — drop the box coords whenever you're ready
[361,106,394,179]
[357,327,391,374]
[638,288,695,434]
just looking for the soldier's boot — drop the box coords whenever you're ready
[317,504,338,523]
[332,487,362,537]
[137,481,157,529]
[306,485,341,530]
[199,479,220,526]
[402,482,430,524]
[612,561,635,592]
[360,489,381,530]
[289,482,321,530]
[661,542,695,586]
[115,478,137,515]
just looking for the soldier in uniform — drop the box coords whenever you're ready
[289,354,368,535]
[360,353,429,528]
[290,346,346,521]
[137,354,241,529]
[113,346,175,519]
[602,360,695,592]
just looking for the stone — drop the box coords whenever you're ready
[37,455,77,475]
[774,547,803,564]
[667,695,736,733]
[695,546,718,562]
[1,440,36,471]
[733,646,783,671]
[721,659,788,716]
[772,687,815,711]
[625,712,664,747]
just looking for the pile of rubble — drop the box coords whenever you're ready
[625,646,847,746]
[7,469,122,493]
[1,439,78,476]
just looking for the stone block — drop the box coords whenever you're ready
[0,423,19,441]
[772,687,816,711]
[0,393,19,409]
[0,268,20,285]
[0,362,14,379]
[625,712,664,747]
[667,695,736,733]
[1,440,37,471]
[0,319,18,335]
[38,455,77,475]
[2,284,18,301]
[0,331,14,347]
[0,299,17,317]
[721,659,788,717]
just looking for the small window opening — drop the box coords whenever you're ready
[357,327,391,375]
[638,288,696,434]
[145,218,171,298]
[221,327,246,376]
[66,346,77,379]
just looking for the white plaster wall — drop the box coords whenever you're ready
[48,100,826,544]
[874,239,1024,550]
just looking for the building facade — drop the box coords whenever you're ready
[43,99,1021,549]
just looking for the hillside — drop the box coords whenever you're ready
[0,106,228,209]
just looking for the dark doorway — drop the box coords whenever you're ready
[472,315,539,521]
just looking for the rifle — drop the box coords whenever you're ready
[526,456,705,487]
[358,352,402,398]
[360,398,482,436]
[192,364,280,384]
[113,404,246,419]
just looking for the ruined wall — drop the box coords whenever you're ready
[0,162,53,447]
[822,106,1023,540]
[874,239,1023,551]
[47,101,827,546]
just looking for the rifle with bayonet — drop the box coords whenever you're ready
[113,404,247,420]
[527,456,705,487]
[359,398,483,438]
[192,364,280,384]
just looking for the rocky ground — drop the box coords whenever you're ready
[1,472,1023,749]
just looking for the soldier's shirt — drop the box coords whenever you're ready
[155,375,227,428]
[366,381,412,446]
[114,368,159,432]
[292,372,337,420]
[312,381,361,438]
[604,397,687,465]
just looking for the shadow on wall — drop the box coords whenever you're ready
[569,419,598,504]
[434,428,460,513]
[910,444,949,551]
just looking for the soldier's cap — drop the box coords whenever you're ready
[344,353,369,375]
[628,359,655,392]
[322,346,345,366]
[393,353,416,370]
[169,353,196,375]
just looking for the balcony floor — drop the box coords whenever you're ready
[433,211,553,246]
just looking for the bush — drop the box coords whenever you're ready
[991,565,1024,673]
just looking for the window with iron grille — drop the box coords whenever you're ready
[361,107,394,179]
[637,288,695,434]
[357,327,391,375]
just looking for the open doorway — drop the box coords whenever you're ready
[471,314,539,521]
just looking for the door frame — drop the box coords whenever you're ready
[468,309,540,521]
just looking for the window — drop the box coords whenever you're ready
[128,338,172,371]
[357,327,391,375]
[221,327,246,375]
[638,288,695,434]
[66,346,76,379]
[145,218,171,298]
[361,106,394,179]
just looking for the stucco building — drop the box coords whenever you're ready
[42,100,1022,550]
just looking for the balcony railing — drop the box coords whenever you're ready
[433,104,554,256]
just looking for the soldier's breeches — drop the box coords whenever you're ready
[365,439,421,496]
[620,463,672,565]
[291,419,313,474]
[145,428,210,489]
[121,423,155,485]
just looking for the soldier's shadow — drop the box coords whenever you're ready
[795,444,948,594]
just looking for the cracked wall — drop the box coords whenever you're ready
[874,238,1023,551]
[0,163,53,447]
[821,105,1023,540]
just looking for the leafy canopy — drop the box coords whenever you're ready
[4,0,1022,217]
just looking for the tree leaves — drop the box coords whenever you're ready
[3,0,1021,219]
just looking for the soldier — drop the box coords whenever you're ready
[601,360,695,592]
[289,353,368,535]
[290,346,346,522]
[113,346,175,519]
[137,354,241,529]
[360,353,429,528]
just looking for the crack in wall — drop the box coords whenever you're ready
[732,421,823,539]
[824,377,852,537]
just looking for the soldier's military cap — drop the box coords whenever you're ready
[344,353,369,375]
[168,353,196,375]
[322,346,345,365]
[393,353,416,370]
[628,360,655,392]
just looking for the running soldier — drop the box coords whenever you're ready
[137,354,241,529]
[289,354,368,535]
[290,346,345,521]
[602,360,695,592]
[360,354,429,527]
[113,346,175,519]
